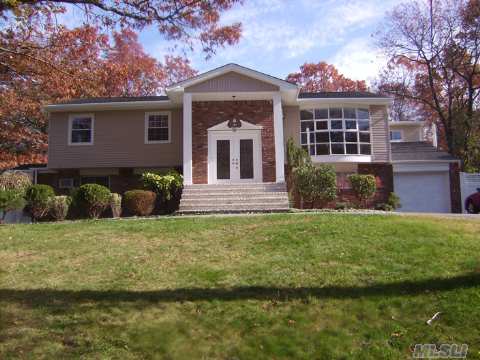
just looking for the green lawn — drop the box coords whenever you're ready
[0,213,479,359]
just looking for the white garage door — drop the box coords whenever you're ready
[394,171,451,213]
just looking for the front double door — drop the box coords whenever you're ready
[210,131,262,183]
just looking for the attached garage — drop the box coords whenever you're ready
[391,142,459,213]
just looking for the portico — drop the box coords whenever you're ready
[165,63,299,185]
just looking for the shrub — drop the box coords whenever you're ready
[110,193,122,218]
[0,189,26,223]
[335,202,349,210]
[141,170,183,201]
[374,203,394,211]
[286,137,311,169]
[313,164,337,204]
[387,192,401,210]
[75,184,111,219]
[123,190,156,216]
[293,163,337,208]
[348,174,377,208]
[0,171,31,192]
[25,184,55,221]
[50,196,71,221]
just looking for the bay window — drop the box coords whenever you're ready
[300,107,371,156]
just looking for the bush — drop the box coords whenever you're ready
[0,171,31,192]
[335,202,349,210]
[110,193,122,218]
[387,192,401,210]
[75,184,111,219]
[141,170,183,201]
[286,137,311,169]
[293,163,337,208]
[50,196,71,221]
[375,203,394,211]
[348,174,377,207]
[123,190,156,216]
[0,189,26,223]
[25,184,55,221]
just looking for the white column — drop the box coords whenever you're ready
[273,92,285,183]
[183,93,193,185]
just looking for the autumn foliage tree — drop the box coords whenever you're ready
[0,0,242,169]
[286,62,367,92]
[377,0,480,170]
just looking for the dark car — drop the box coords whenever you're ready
[465,188,480,214]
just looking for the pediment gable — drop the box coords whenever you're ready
[186,71,280,93]
[208,119,263,131]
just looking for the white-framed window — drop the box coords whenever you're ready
[59,178,74,189]
[68,114,94,145]
[145,111,171,144]
[390,130,403,142]
[300,107,371,156]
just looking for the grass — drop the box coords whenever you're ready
[0,213,479,359]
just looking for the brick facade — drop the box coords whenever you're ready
[191,100,276,184]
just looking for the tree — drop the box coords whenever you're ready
[0,0,242,58]
[286,62,367,92]
[0,0,241,169]
[377,0,480,170]
[0,26,196,169]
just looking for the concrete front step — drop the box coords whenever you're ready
[178,182,290,214]
[181,193,288,200]
[180,200,289,207]
[178,205,290,213]
[184,184,286,192]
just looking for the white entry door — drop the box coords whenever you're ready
[209,130,262,184]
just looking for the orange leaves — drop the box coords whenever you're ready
[0,25,196,169]
[286,61,367,93]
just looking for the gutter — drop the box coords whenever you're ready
[297,97,392,106]
[43,100,174,113]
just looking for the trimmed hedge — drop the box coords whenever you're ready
[74,184,111,219]
[348,174,377,207]
[25,184,55,221]
[123,190,156,216]
[50,196,71,221]
[0,189,26,223]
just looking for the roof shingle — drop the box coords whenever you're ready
[298,91,388,99]
[58,96,169,105]
[391,142,457,161]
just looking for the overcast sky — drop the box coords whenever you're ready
[64,0,404,84]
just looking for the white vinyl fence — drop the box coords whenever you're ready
[460,172,480,213]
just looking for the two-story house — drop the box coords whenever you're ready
[40,63,460,213]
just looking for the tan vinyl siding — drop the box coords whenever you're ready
[370,105,390,162]
[48,109,182,169]
[185,72,279,93]
[283,106,300,145]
